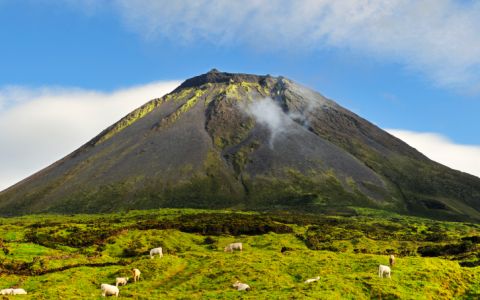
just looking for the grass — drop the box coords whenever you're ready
[0,208,478,299]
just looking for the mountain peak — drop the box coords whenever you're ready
[178,69,273,89]
[1,70,479,221]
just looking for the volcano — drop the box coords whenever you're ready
[1,70,479,220]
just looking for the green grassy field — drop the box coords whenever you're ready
[0,208,478,299]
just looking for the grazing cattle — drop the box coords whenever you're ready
[0,289,13,295]
[304,276,320,284]
[1,288,27,295]
[232,281,250,291]
[389,254,395,267]
[224,242,243,252]
[115,277,129,287]
[12,288,27,295]
[378,265,391,278]
[132,268,141,282]
[150,247,163,259]
[101,284,119,297]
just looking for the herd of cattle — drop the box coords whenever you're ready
[0,243,397,297]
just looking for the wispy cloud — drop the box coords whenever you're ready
[387,129,480,178]
[0,81,179,191]
[100,0,480,91]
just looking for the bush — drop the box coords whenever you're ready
[133,213,293,236]
[203,236,216,245]
[175,213,294,235]
[417,241,476,257]
[459,260,480,267]
[25,226,122,248]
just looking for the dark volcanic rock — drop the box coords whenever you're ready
[0,70,479,221]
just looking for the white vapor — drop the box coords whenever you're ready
[243,98,292,148]
[98,0,480,91]
[387,129,480,178]
[0,81,180,191]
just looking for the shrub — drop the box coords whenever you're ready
[25,226,122,248]
[417,241,476,257]
[203,236,216,245]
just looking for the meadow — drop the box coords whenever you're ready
[0,208,479,299]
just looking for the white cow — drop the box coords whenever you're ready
[378,264,391,278]
[232,281,250,291]
[132,268,141,282]
[1,288,27,295]
[224,242,243,252]
[304,276,320,284]
[101,283,119,297]
[115,277,129,287]
[0,289,13,295]
[12,288,27,295]
[150,247,163,259]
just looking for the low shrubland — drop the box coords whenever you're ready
[0,208,478,299]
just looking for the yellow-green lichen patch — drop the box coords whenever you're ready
[171,87,195,103]
[158,89,207,129]
[225,83,239,98]
[96,97,166,145]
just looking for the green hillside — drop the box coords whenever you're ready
[0,208,478,299]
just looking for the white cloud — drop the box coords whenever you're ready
[386,129,480,178]
[0,81,180,191]
[105,0,480,91]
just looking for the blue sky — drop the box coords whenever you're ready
[1,0,479,190]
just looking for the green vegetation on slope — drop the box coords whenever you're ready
[0,208,478,299]
[95,97,167,145]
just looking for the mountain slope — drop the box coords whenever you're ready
[0,70,479,220]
